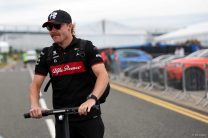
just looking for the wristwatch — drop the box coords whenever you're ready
[87,94,98,103]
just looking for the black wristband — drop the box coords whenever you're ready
[87,94,98,103]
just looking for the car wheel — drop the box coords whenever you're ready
[184,68,205,91]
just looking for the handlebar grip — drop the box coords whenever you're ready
[24,113,31,118]
[23,110,53,119]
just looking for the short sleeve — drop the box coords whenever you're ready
[85,41,103,67]
[35,47,49,76]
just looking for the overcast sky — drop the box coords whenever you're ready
[0,0,208,26]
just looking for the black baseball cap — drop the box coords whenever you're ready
[42,10,72,27]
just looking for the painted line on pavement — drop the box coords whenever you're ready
[111,83,208,124]
[28,65,55,138]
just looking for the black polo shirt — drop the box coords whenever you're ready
[35,37,103,110]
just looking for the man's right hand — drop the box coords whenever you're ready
[29,106,42,119]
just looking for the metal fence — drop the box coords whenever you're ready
[109,60,208,109]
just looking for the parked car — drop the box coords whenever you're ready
[115,49,152,70]
[23,50,37,63]
[151,54,183,85]
[165,49,208,90]
[126,54,182,82]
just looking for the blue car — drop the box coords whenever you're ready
[115,49,152,70]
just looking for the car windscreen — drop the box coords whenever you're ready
[121,52,141,58]
[185,50,208,58]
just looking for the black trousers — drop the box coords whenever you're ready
[55,116,104,138]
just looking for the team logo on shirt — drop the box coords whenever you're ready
[52,50,59,63]
[36,52,44,65]
[50,61,86,76]
[74,48,85,57]
[53,51,57,55]
[96,54,102,58]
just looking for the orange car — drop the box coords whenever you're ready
[165,49,208,90]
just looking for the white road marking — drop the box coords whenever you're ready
[28,65,55,138]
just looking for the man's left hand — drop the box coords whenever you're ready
[78,99,96,115]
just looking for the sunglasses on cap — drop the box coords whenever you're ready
[46,23,62,31]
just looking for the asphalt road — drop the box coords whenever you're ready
[0,63,207,138]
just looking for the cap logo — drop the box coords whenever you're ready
[49,12,57,20]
